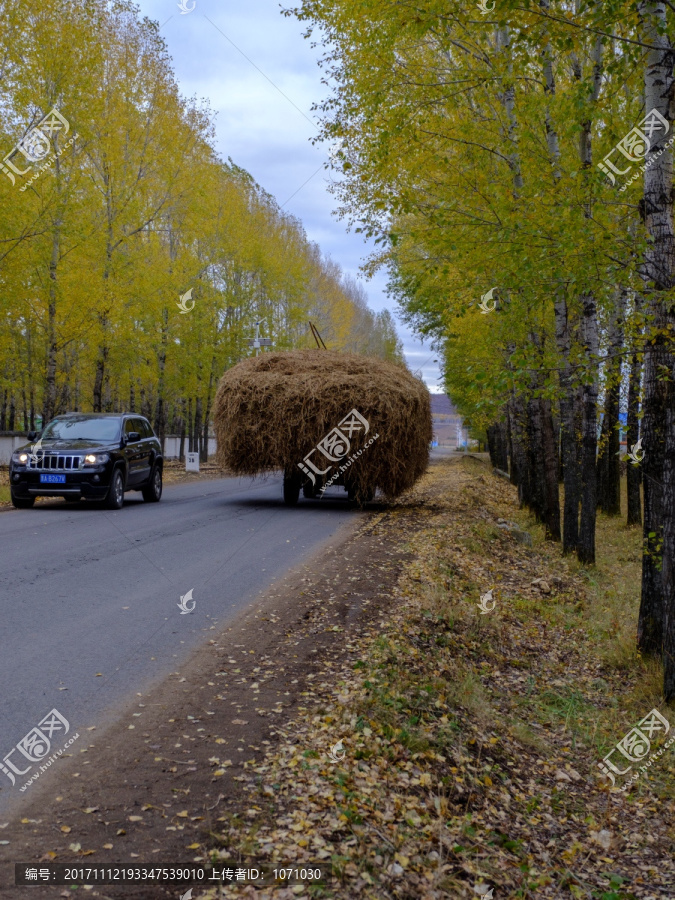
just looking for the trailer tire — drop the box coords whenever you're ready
[283,471,301,506]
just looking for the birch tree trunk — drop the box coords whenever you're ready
[637,2,675,677]
[542,0,579,551]
[489,419,509,471]
[626,345,643,526]
[574,35,603,565]
[640,329,667,652]
[597,290,627,515]
[541,397,562,540]
[487,425,499,468]
[577,293,600,564]
[44,221,61,424]
[154,306,169,447]
[497,420,509,471]
[555,291,581,553]
[507,407,517,487]
[509,393,529,506]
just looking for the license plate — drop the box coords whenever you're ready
[40,474,66,484]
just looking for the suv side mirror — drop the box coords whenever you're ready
[128,431,141,442]
[27,431,38,441]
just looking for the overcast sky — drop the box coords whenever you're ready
[134,0,443,391]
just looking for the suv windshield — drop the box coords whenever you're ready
[41,417,121,441]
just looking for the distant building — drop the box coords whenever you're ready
[430,394,467,448]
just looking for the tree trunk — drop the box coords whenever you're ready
[573,34,603,565]
[507,406,517,486]
[187,397,193,453]
[93,346,106,413]
[577,293,599,565]
[487,425,499,468]
[663,386,675,699]
[202,416,210,463]
[626,347,642,526]
[509,393,530,508]
[597,291,626,516]
[639,320,667,653]
[179,399,187,462]
[194,396,202,459]
[496,419,509,471]
[541,398,561,541]
[526,395,548,523]
[43,221,61,425]
[103,373,112,412]
[202,355,217,463]
[637,1,674,677]
[154,309,169,446]
[555,290,580,553]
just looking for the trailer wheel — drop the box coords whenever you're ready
[283,471,301,506]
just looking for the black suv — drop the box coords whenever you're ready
[9,413,163,510]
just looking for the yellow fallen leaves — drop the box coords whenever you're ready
[194,461,675,899]
[60,826,71,833]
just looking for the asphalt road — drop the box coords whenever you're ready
[0,474,361,816]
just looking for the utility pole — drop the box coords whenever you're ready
[247,321,273,356]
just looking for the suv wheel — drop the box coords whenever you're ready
[104,469,125,510]
[142,466,162,502]
[11,492,34,509]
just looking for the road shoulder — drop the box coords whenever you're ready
[0,493,403,896]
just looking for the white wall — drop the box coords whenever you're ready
[0,434,31,465]
[162,436,217,460]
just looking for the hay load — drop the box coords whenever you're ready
[214,349,432,504]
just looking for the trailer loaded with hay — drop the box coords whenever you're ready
[214,350,432,505]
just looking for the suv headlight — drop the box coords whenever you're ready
[11,451,29,464]
[82,453,110,465]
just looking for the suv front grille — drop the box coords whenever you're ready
[28,454,81,471]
